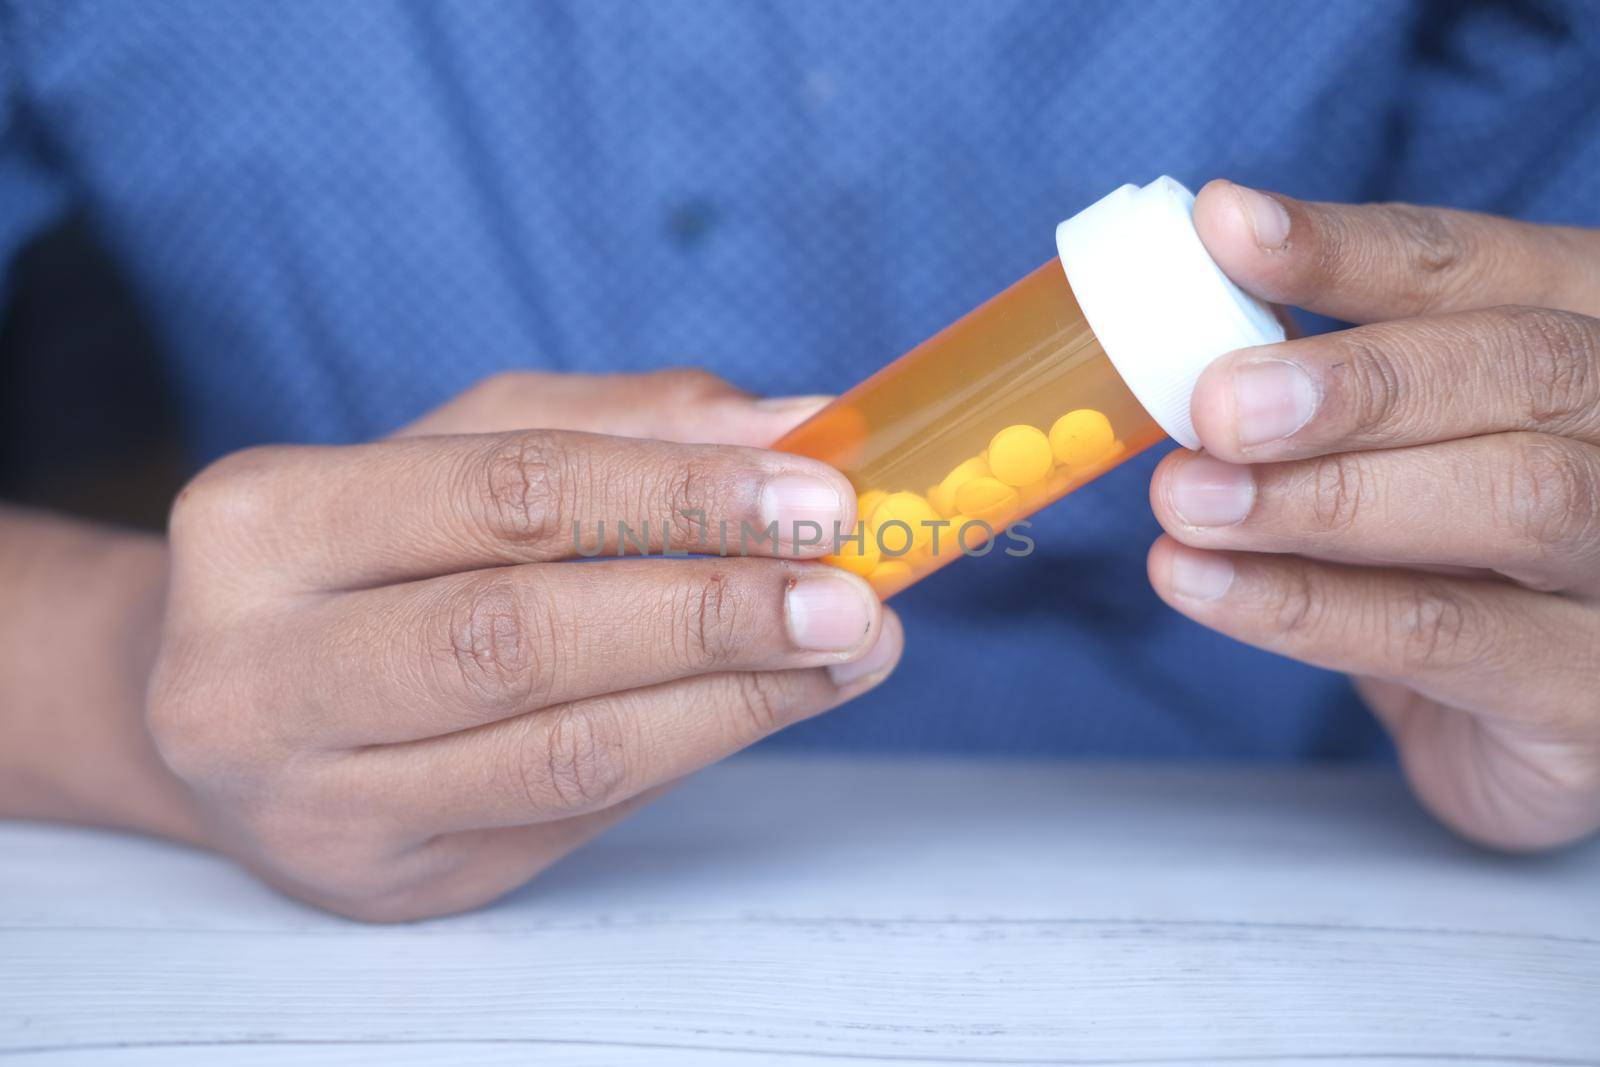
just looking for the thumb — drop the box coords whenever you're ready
[398,368,830,446]
[1193,179,1600,323]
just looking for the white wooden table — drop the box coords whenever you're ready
[3,757,1597,1064]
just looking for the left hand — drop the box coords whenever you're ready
[1147,179,1600,851]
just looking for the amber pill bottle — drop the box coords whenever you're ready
[774,177,1285,598]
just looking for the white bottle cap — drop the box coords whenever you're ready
[1055,176,1284,450]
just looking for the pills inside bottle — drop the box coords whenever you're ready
[775,177,1285,598]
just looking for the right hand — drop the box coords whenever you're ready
[146,370,902,920]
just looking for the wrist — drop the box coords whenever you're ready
[0,507,208,846]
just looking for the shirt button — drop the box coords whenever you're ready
[664,197,719,247]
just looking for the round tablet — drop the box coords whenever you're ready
[953,476,1020,526]
[952,517,996,552]
[872,490,942,555]
[1049,409,1116,467]
[930,455,990,516]
[867,559,915,596]
[855,489,889,527]
[987,425,1053,487]
[822,533,880,578]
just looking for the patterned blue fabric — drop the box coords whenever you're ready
[4,1,1598,758]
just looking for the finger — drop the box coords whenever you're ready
[384,791,665,920]
[273,790,662,922]
[1349,674,1600,853]
[344,611,904,833]
[1146,537,1600,728]
[1151,436,1600,593]
[1193,179,1600,323]
[172,428,856,590]
[293,557,885,745]
[399,368,830,446]
[1188,306,1600,461]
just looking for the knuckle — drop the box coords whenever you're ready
[1531,749,1600,802]
[279,847,417,920]
[167,446,286,547]
[670,571,746,670]
[1374,203,1472,311]
[1500,435,1600,558]
[1496,306,1600,425]
[1265,567,1327,640]
[729,670,795,735]
[239,793,447,922]
[532,705,630,813]
[1306,453,1372,531]
[659,452,722,535]
[650,367,734,402]
[144,644,252,783]
[144,681,215,782]
[184,760,413,913]
[1389,580,1484,671]
[319,895,427,925]
[1325,334,1411,443]
[1540,748,1600,802]
[474,370,544,405]
[474,431,568,547]
[441,573,549,716]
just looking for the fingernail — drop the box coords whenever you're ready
[829,611,902,685]
[1232,359,1318,446]
[1167,546,1235,602]
[1233,184,1291,250]
[787,574,875,652]
[755,394,834,413]
[762,474,846,548]
[1168,454,1254,527]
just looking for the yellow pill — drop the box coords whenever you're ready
[1067,439,1127,482]
[951,516,996,551]
[929,455,990,517]
[868,559,915,596]
[871,490,941,555]
[822,532,880,578]
[953,476,1020,526]
[856,489,889,527]
[987,424,1053,487]
[1050,409,1116,467]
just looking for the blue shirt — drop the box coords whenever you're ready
[4,0,1597,759]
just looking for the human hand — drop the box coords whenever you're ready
[146,370,901,919]
[1148,181,1600,850]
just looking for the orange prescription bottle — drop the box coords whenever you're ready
[774,177,1285,598]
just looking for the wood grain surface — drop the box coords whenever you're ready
[3,758,1597,1065]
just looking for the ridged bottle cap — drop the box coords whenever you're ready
[1055,177,1284,449]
